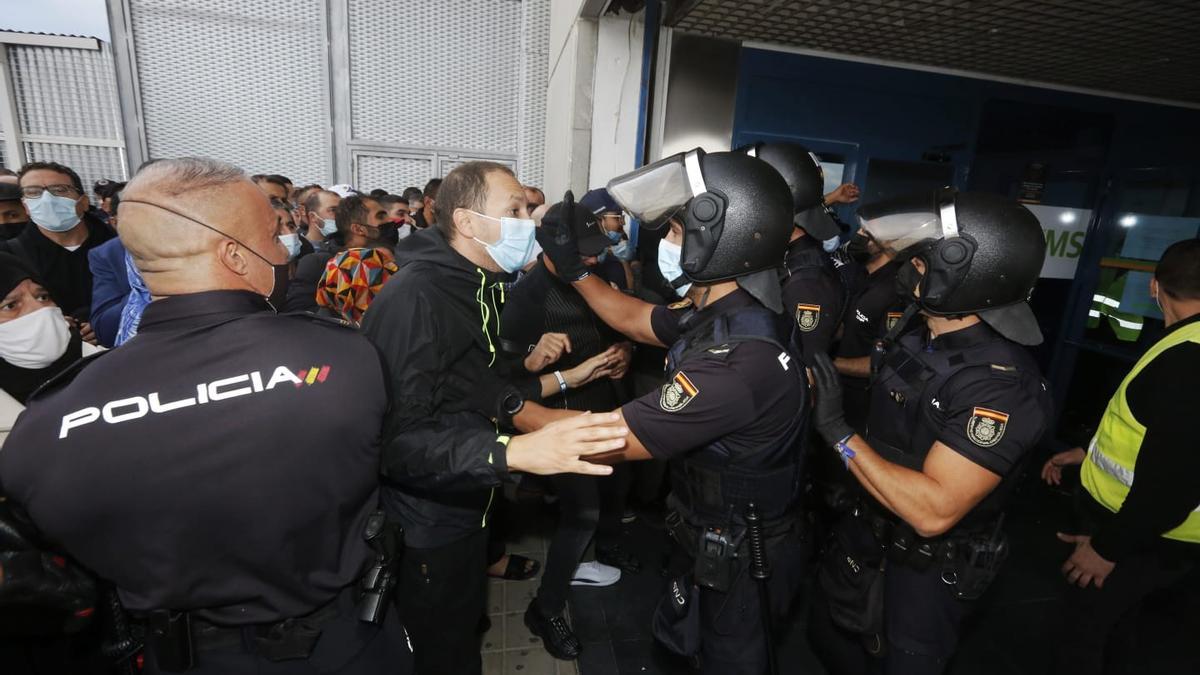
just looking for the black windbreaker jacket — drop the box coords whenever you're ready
[361,228,535,548]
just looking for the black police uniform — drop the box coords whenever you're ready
[810,321,1050,675]
[782,235,845,366]
[623,289,809,675]
[836,258,906,431]
[0,290,412,674]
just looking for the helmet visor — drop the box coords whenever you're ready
[606,149,707,230]
[856,191,944,254]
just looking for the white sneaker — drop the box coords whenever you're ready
[570,561,621,587]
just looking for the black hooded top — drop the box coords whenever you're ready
[360,227,538,548]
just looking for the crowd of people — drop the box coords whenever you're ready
[0,146,1195,675]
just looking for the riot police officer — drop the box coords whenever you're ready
[832,198,912,432]
[536,149,808,675]
[806,190,1052,675]
[0,159,414,674]
[741,141,846,365]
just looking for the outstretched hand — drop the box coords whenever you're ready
[505,412,628,476]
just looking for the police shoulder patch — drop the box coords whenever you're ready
[660,371,700,412]
[885,311,905,331]
[966,407,1009,447]
[795,303,821,332]
[668,298,693,311]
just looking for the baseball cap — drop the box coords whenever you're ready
[579,188,622,216]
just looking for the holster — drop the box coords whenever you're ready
[666,509,799,594]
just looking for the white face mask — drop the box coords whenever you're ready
[469,211,538,273]
[0,306,71,369]
[657,238,691,297]
[320,218,338,236]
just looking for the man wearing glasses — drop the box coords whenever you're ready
[0,162,113,340]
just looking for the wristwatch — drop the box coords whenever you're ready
[501,390,525,418]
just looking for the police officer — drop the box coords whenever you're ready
[536,149,808,675]
[805,190,1052,675]
[0,158,414,674]
[741,142,846,365]
[833,197,913,431]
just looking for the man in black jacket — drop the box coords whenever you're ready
[360,161,627,675]
[1,162,113,330]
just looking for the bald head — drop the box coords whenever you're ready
[119,157,286,299]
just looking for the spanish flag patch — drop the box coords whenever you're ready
[966,407,1009,447]
[660,371,699,412]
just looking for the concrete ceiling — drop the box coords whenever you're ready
[669,0,1200,106]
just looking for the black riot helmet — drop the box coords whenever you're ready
[606,148,794,311]
[740,141,841,241]
[859,189,1047,345]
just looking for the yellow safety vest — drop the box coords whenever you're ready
[1081,320,1200,544]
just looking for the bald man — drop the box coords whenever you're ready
[0,158,629,674]
[0,157,413,673]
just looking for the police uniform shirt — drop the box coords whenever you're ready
[623,290,803,459]
[0,290,385,624]
[867,321,1050,527]
[782,235,845,366]
[837,258,906,361]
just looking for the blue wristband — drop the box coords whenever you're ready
[834,433,856,468]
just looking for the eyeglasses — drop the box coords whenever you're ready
[22,184,81,199]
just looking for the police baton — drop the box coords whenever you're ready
[745,503,778,675]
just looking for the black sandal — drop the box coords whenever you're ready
[489,554,541,580]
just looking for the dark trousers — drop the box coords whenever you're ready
[696,531,808,675]
[537,474,601,615]
[808,516,973,675]
[398,529,487,675]
[142,607,413,675]
[596,463,633,545]
[1053,544,1199,675]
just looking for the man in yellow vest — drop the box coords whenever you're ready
[1042,238,1200,674]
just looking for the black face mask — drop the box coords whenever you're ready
[379,222,399,246]
[895,259,923,302]
[845,234,874,264]
[266,260,289,310]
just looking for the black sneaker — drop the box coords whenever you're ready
[524,600,582,660]
[596,544,641,574]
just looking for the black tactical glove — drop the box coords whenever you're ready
[811,352,855,447]
[536,191,591,283]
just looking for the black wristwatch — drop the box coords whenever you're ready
[501,390,525,419]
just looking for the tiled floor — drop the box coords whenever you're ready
[483,503,579,675]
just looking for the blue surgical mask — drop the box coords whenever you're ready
[657,239,691,297]
[471,211,538,273]
[611,239,634,262]
[279,233,302,260]
[24,193,82,233]
[605,229,622,243]
[822,235,841,253]
[320,218,338,236]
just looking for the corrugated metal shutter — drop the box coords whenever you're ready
[126,0,331,184]
[354,153,435,194]
[345,0,547,189]
[347,0,520,153]
[6,42,127,190]
[517,0,550,188]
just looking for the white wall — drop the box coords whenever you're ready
[588,13,644,189]
[542,15,596,199]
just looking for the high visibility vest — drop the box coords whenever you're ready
[1080,320,1200,544]
[1088,273,1144,342]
